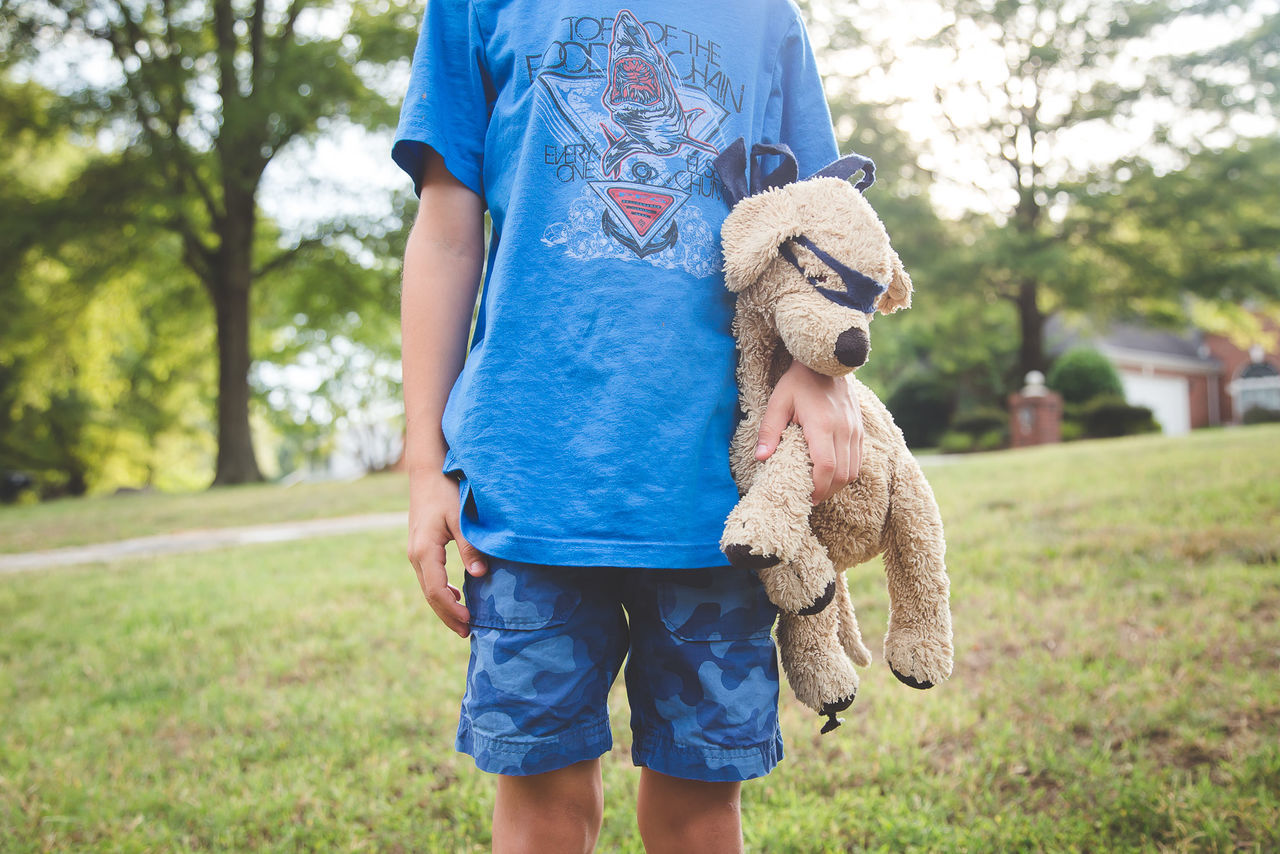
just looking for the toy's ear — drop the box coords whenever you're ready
[720,188,803,293]
[877,251,913,314]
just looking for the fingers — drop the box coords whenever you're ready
[809,379,863,503]
[808,429,838,504]
[847,377,864,482]
[849,417,864,483]
[756,389,795,461]
[455,527,490,578]
[408,538,472,638]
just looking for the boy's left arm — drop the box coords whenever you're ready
[755,361,863,504]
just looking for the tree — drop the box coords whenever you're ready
[0,79,216,496]
[799,0,1018,407]
[1066,136,1280,317]
[4,0,413,484]
[919,0,1203,381]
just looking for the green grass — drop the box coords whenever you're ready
[2,427,1278,852]
[0,473,409,554]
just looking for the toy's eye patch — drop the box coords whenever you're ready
[779,235,887,314]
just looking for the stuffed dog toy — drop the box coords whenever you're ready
[715,139,954,732]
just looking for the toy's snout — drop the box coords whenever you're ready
[775,292,872,378]
[835,327,869,367]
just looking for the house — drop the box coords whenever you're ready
[1048,313,1280,435]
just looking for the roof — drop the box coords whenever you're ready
[1046,315,1222,374]
[1240,361,1279,379]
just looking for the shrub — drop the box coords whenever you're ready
[951,407,1008,437]
[975,429,1007,452]
[938,431,975,454]
[1242,406,1280,425]
[1078,395,1160,438]
[1047,348,1124,406]
[885,368,955,449]
[945,406,1008,451]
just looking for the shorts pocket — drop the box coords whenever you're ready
[464,562,583,631]
[655,568,777,642]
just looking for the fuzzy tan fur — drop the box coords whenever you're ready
[719,176,953,730]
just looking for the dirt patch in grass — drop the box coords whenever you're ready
[1130,703,1280,778]
[1071,525,1280,568]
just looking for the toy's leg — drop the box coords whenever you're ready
[833,572,872,667]
[881,459,954,690]
[777,609,860,733]
[722,424,836,612]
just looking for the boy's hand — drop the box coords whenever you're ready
[756,362,863,504]
[408,470,490,638]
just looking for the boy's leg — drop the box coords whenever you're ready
[636,768,743,854]
[456,561,628,852]
[624,566,782,853]
[493,758,604,854]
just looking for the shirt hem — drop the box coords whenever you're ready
[461,522,732,570]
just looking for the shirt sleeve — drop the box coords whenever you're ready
[764,12,839,179]
[391,0,492,197]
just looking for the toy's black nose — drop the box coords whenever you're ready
[834,327,868,367]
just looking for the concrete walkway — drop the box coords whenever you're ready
[0,512,406,574]
[1,456,956,575]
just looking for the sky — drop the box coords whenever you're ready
[30,0,1272,236]
[250,0,1277,237]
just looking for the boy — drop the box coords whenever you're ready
[395,2,863,850]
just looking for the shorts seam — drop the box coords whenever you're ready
[630,728,779,761]
[459,717,613,757]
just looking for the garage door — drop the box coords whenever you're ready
[1118,371,1190,435]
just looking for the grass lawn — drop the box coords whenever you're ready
[0,474,410,554]
[2,426,1278,852]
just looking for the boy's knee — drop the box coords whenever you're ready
[636,770,743,853]
[494,760,604,854]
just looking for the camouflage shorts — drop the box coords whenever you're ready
[456,558,783,782]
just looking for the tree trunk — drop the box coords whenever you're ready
[1015,279,1046,384]
[210,190,263,486]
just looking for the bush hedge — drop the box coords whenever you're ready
[1243,406,1280,425]
[951,407,1008,437]
[886,368,955,449]
[1047,348,1124,406]
[1072,394,1160,438]
[939,407,1009,453]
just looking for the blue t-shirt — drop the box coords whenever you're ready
[394,0,838,568]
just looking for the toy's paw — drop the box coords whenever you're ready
[723,543,781,571]
[721,494,807,568]
[890,668,933,690]
[779,622,861,719]
[884,628,953,690]
[796,579,837,615]
[757,561,837,614]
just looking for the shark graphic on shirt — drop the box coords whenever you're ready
[599,9,717,178]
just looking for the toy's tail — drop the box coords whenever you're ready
[834,572,873,667]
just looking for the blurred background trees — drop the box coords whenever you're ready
[806,0,1279,440]
[2,0,415,491]
[2,0,1278,499]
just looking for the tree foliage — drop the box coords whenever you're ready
[3,0,414,486]
[919,0,1196,381]
[0,79,218,496]
[1066,135,1280,316]
[810,0,1279,406]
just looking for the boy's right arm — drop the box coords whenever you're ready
[402,149,488,639]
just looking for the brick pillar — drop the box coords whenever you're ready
[1009,371,1063,448]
